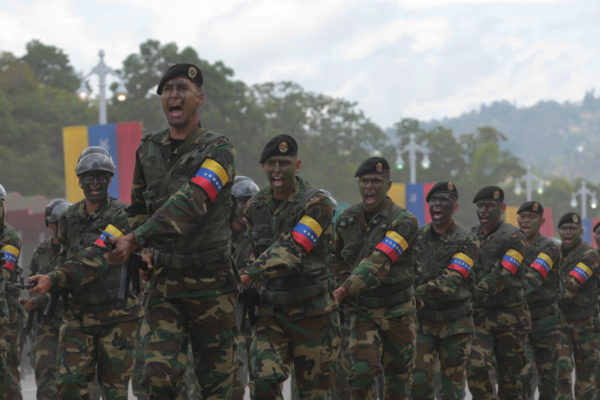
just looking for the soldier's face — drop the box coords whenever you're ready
[428,193,457,228]
[594,228,600,248]
[559,222,582,250]
[262,156,300,195]
[79,172,111,203]
[161,77,204,128]
[475,200,504,230]
[358,173,391,212]
[517,211,544,239]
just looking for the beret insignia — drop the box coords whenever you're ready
[493,190,500,200]
[573,214,579,223]
[448,182,454,191]
[533,203,539,212]
[188,66,198,79]
[279,142,288,153]
[376,162,383,173]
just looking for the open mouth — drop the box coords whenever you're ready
[364,193,377,204]
[271,176,284,188]
[431,211,444,220]
[168,105,183,118]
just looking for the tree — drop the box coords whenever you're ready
[21,40,80,91]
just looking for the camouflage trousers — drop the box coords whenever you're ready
[0,317,24,400]
[33,320,60,400]
[330,311,352,400]
[0,330,6,386]
[519,322,561,400]
[349,311,416,400]
[140,292,237,400]
[412,323,472,400]
[249,309,340,400]
[57,315,138,400]
[467,324,529,400]
[557,317,598,400]
[232,330,252,400]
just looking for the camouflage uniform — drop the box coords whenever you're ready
[412,221,479,400]
[333,198,418,399]
[245,177,340,399]
[47,198,143,399]
[557,238,600,400]
[28,238,66,399]
[129,127,238,400]
[519,234,562,400]
[0,222,23,399]
[467,221,531,400]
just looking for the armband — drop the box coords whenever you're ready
[190,159,229,201]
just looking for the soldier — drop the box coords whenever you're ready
[556,212,600,400]
[411,181,479,400]
[0,183,24,399]
[31,148,143,399]
[516,201,562,400]
[240,134,340,399]
[332,157,419,399]
[467,186,530,400]
[105,63,238,399]
[19,199,70,399]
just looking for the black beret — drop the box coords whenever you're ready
[157,64,203,95]
[426,181,458,202]
[472,186,504,203]
[517,201,544,215]
[558,212,581,227]
[593,221,600,233]
[259,135,298,163]
[354,157,390,177]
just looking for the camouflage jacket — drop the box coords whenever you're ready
[29,238,66,325]
[232,222,252,274]
[413,221,479,326]
[128,126,237,299]
[1,222,23,324]
[245,176,336,320]
[558,239,600,322]
[523,234,562,324]
[48,198,142,326]
[333,198,418,319]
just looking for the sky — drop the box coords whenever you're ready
[1,0,598,128]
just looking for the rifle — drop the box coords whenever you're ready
[43,286,69,319]
[21,307,36,350]
[237,287,260,334]
[118,251,145,301]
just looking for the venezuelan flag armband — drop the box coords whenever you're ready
[94,224,125,248]
[569,262,593,284]
[374,231,409,263]
[1,245,20,271]
[448,252,474,279]
[530,252,553,279]
[190,159,230,201]
[501,249,523,275]
[292,215,323,253]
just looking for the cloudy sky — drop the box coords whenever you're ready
[1,0,598,127]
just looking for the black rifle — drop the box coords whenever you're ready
[43,286,69,319]
[237,287,260,334]
[118,251,145,301]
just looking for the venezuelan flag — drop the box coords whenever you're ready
[94,224,125,248]
[1,245,20,272]
[530,252,553,279]
[190,159,229,201]
[292,215,323,252]
[375,231,409,262]
[62,122,143,204]
[501,249,523,275]
[389,182,434,226]
[448,252,474,279]
[569,262,593,284]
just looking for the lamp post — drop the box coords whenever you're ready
[77,50,127,124]
[570,181,598,219]
[396,133,430,184]
[514,164,544,201]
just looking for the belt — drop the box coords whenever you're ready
[263,279,331,306]
[356,287,413,308]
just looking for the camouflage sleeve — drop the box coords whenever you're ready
[119,148,151,231]
[48,248,111,290]
[564,249,600,297]
[332,221,350,286]
[475,229,526,298]
[132,140,235,247]
[524,240,561,294]
[246,195,333,283]
[416,233,479,302]
[1,229,22,276]
[342,213,418,295]
[29,247,49,309]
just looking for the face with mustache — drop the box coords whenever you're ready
[358,173,391,212]
[160,77,204,129]
[517,211,544,240]
[559,222,583,251]
[79,172,111,203]
[428,193,457,230]
[475,200,504,233]
[262,155,300,199]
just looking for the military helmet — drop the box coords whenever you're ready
[77,146,110,162]
[232,178,259,199]
[0,183,6,202]
[234,175,252,185]
[45,198,67,226]
[48,201,71,225]
[75,149,116,176]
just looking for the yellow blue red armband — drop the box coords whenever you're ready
[375,231,409,263]
[1,245,19,271]
[190,159,229,201]
[501,249,523,275]
[292,215,323,252]
[530,252,553,279]
[569,262,593,284]
[448,252,474,279]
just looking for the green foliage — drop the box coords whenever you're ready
[21,40,80,91]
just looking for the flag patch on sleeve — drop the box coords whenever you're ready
[292,215,323,252]
[1,245,20,272]
[569,262,593,284]
[375,231,409,263]
[530,252,553,279]
[190,159,229,201]
[448,252,474,279]
[501,249,523,275]
[94,224,125,248]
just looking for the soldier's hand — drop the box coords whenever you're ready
[240,274,253,288]
[333,286,348,305]
[105,233,138,265]
[19,298,35,313]
[139,247,154,282]
[29,275,51,295]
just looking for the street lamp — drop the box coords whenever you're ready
[77,49,127,124]
[396,133,430,184]
[570,181,598,219]
[513,164,545,201]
